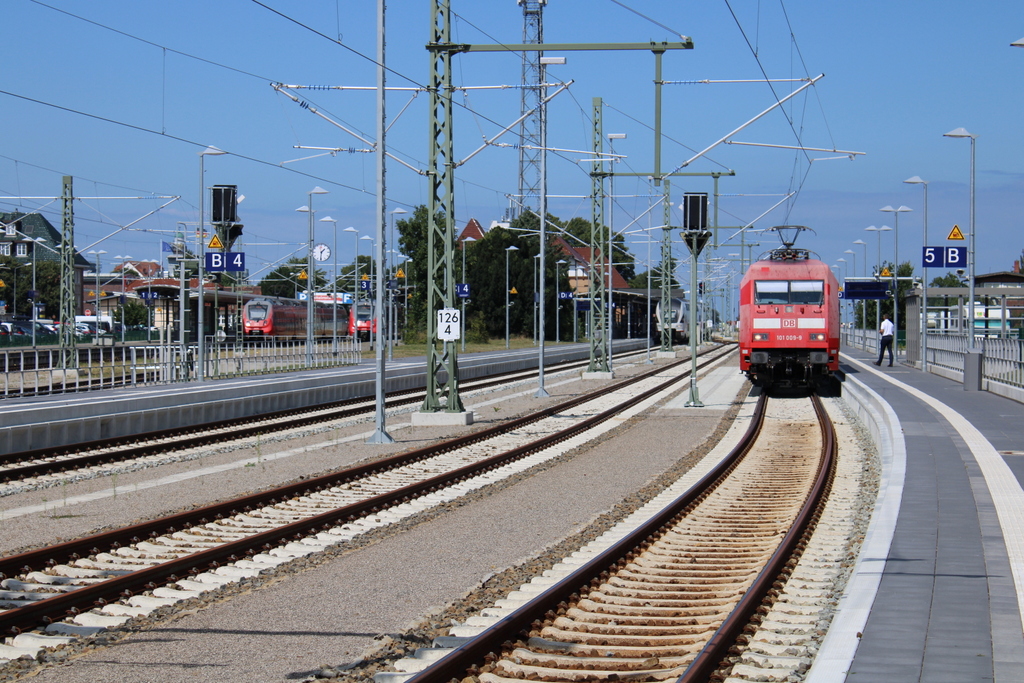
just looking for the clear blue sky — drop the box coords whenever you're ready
[2,0,1022,285]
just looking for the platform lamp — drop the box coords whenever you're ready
[905,176,930,370]
[389,208,407,359]
[344,227,359,310]
[28,237,47,347]
[505,245,519,349]
[555,259,567,343]
[319,215,339,351]
[87,249,106,337]
[865,225,892,334]
[297,186,328,368]
[943,127,977,350]
[460,236,475,353]
[881,205,912,362]
[113,255,133,345]
[197,145,227,382]
[361,235,375,348]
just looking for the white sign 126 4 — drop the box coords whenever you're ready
[437,308,461,341]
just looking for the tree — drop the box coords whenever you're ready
[258,258,325,299]
[930,272,964,288]
[114,299,151,327]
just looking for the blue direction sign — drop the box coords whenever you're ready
[558,291,574,300]
[205,251,246,272]
[922,246,967,269]
[359,280,372,291]
[456,283,470,298]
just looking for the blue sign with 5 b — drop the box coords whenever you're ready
[922,246,967,268]
[456,283,470,298]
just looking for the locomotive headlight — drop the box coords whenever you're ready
[752,333,770,341]
[809,333,826,341]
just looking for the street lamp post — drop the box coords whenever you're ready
[505,245,519,348]
[853,238,867,338]
[555,259,567,343]
[197,146,226,382]
[320,215,339,353]
[881,205,912,363]
[460,236,475,353]
[843,249,856,325]
[297,186,328,369]
[905,176,930,369]
[28,238,46,347]
[113,255,133,345]
[361,235,375,348]
[389,209,407,360]
[344,227,359,315]
[944,128,977,350]
[87,249,106,343]
[865,225,892,340]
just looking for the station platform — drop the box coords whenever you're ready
[807,347,1024,683]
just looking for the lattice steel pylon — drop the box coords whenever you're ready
[59,176,77,369]
[421,0,464,414]
[514,0,546,220]
[587,97,608,373]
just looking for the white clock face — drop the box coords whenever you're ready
[313,243,331,261]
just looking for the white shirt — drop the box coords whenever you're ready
[880,318,894,337]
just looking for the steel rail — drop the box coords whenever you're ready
[400,392,770,683]
[676,392,837,682]
[0,345,665,481]
[0,347,733,636]
[402,391,836,683]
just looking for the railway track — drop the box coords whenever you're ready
[383,391,836,683]
[0,345,736,660]
[0,345,681,488]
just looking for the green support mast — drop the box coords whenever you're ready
[59,176,77,371]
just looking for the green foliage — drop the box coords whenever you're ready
[0,256,63,319]
[395,205,638,343]
[114,300,151,327]
[466,313,489,344]
[258,257,325,299]
[930,272,964,288]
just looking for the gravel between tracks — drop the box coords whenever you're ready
[1,354,732,681]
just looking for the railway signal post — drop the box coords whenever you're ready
[682,227,711,407]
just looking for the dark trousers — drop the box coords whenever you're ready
[877,334,894,365]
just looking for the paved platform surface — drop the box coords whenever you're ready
[819,349,1024,683]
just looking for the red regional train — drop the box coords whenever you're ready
[242,298,344,338]
[739,227,840,389]
[347,302,376,342]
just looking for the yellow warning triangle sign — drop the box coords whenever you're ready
[396,268,405,278]
[880,267,892,277]
[510,286,518,294]
[298,269,308,280]
[361,273,370,280]
[947,224,965,241]
[207,234,224,249]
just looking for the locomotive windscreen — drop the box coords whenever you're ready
[754,280,824,305]
[246,303,269,320]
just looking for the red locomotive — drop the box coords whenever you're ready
[739,227,840,389]
[242,298,342,338]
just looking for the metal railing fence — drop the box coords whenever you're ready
[1,336,362,399]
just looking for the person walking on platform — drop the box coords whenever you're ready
[875,313,894,367]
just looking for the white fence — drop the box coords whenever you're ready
[842,327,1024,393]
[0,336,362,399]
